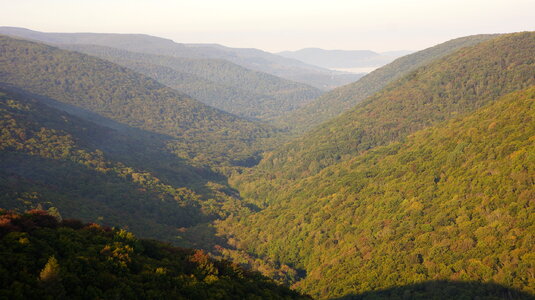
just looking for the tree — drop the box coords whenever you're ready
[39,256,61,283]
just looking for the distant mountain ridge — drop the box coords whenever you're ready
[0,35,278,165]
[248,32,535,191]
[278,47,411,69]
[0,35,285,244]
[276,34,499,132]
[0,27,328,121]
[2,26,533,300]
[0,26,363,90]
[59,43,323,121]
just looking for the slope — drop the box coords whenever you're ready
[218,86,535,299]
[58,43,323,121]
[0,88,253,244]
[171,43,363,90]
[0,26,361,90]
[0,35,278,166]
[0,210,310,299]
[239,32,535,204]
[277,34,498,132]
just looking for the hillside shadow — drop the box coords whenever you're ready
[0,86,226,185]
[0,85,254,246]
[0,153,205,228]
[332,280,535,300]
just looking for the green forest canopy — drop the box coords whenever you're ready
[0,29,533,300]
[276,34,497,132]
[58,43,323,121]
[0,35,279,166]
[218,86,535,299]
[0,209,310,299]
[236,32,535,209]
[0,88,257,244]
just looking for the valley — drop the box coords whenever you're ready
[0,25,534,299]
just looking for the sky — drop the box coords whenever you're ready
[2,0,534,52]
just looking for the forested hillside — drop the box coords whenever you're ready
[1,25,534,300]
[218,86,535,299]
[0,26,361,90]
[277,34,497,132]
[0,35,278,165]
[240,32,535,204]
[0,89,255,243]
[58,43,323,121]
[0,210,310,299]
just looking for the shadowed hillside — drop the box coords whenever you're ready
[58,43,323,121]
[0,210,311,300]
[0,35,279,166]
[0,88,257,243]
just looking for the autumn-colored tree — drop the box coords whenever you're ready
[39,256,60,283]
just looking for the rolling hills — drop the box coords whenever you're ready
[0,35,279,165]
[0,88,256,243]
[0,26,362,90]
[218,31,535,298]
[0,35,285,245]
[247,32,535,197]
[218,86,535,299]
[1,27,534,300]
[57,43,323,121]
[276,34,498,132]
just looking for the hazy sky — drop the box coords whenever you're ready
[2,0,534,52]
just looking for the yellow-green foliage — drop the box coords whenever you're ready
[236,32,535,207]
[277,34,497,132]
[219,87,535,298]
[39,256,60,282]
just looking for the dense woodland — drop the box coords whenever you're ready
[58,43,323,121]
[0,89,257,243]
[219,87,535,298]
[0,35,281,166]
[277,34,497,132]
[0,29,534,299]
[244,32,535,198]
[0,210,309,299]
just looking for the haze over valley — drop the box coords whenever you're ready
[1,1,534,299]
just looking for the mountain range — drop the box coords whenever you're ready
[0,26,363,90]
[275,33,499,132]
[0,27,327,122]
[278,48,412,69]
[0,35,279,164]
[0,28,534,299]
